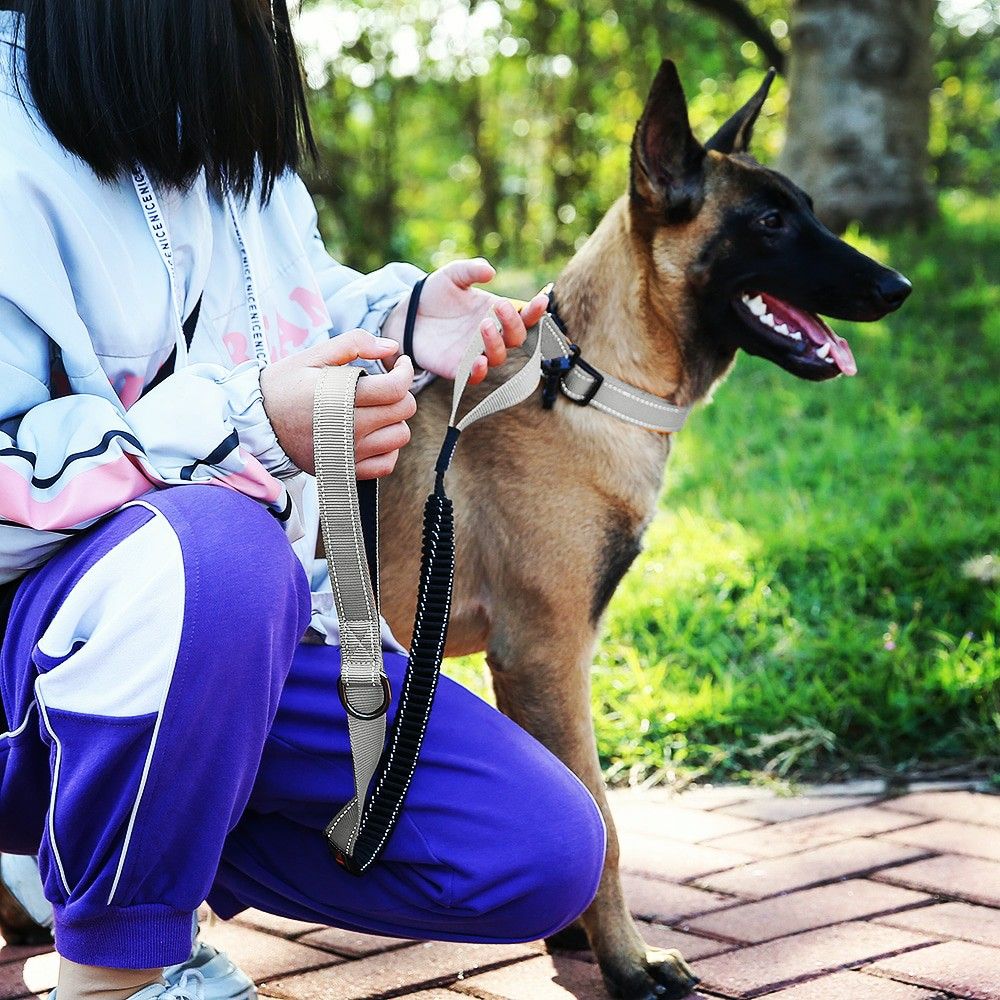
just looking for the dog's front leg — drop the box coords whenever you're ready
[488,632,699,1000]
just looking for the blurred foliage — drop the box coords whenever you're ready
[932,3,1000,190]
[296,0,999,272]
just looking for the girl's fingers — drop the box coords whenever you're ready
[356,421,411,461]
[356,451,400,481]
[481,311,508,368]
[308,329,398,367]
[445,257,496,290]
[355,356,414,407]
[355,393,417,438]
[463,351,490,386]
[493,298,528,349]
[519,291,550,330]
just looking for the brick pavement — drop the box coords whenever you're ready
[2,785,997,999]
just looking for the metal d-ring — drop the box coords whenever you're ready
[338,674,392,720]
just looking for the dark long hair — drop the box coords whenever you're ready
[11,0,315,202]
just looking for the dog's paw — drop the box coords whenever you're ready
[601,946,700,1000]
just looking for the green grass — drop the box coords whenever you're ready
[446,192,1000,788]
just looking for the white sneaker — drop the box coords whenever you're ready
[133,974,207,1000]
[3,855,254,999]
[165,941,256,999]
[50,970,206,1000]
[43,940,256,1000]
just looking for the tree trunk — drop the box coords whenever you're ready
[779,0,936,232]
[467,79,502,252]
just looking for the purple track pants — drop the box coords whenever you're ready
[0,485,605,969]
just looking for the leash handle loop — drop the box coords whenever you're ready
[315,365,389,861]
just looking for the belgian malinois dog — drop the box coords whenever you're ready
[379,61,911,1000]
[0,60,912,1000]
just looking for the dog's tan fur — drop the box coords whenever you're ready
[379,176,740,996]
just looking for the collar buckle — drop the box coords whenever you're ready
[568,354,605,407]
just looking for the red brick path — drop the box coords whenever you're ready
[3,786,997,999]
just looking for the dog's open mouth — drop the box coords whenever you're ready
[733,291,857,379]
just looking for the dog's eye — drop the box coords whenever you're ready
[756,210,785,231]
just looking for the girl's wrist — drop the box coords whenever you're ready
[379,296,408,367]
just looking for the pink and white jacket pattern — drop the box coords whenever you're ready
[0,15,422,634]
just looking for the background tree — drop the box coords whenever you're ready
[779,0,937,231]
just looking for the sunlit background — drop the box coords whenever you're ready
[292,0,998,271]
[292,1,999,789]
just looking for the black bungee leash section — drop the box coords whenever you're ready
[332,466,456,874]
[333,494,455,874]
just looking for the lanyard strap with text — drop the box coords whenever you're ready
[131,165,269,368]
[226,193,269,366]
[131,165,188,367]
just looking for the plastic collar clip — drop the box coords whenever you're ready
[540,343,604,410]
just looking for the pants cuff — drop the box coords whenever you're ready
[53,902,196,969]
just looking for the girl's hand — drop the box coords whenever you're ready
[260,330,416,480]
[382,259,550,385]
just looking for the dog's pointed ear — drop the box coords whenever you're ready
[631,60,706,222]
[706,67,776,155]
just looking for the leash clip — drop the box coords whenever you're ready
[540,343,604,409]
[540,344,580,409]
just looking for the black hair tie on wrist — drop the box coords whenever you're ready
[403,276,427,368]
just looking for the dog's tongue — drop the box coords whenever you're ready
[761,293,858,376]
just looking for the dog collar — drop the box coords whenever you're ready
[534,290,691,435]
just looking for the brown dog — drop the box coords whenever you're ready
[379,61,910,1000]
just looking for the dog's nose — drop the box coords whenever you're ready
[875,271,912,311]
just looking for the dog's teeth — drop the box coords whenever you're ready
[824,355,835,364]
[791,330,803,341]
[816,342,831,359]
[748,295,766,316]
[776,323,790,336]
[760,313,776,328]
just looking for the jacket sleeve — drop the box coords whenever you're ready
[280,175,425,375]
[0,187,300,585]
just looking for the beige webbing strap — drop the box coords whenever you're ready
[314,365,389,858]
[447,317,545,433]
